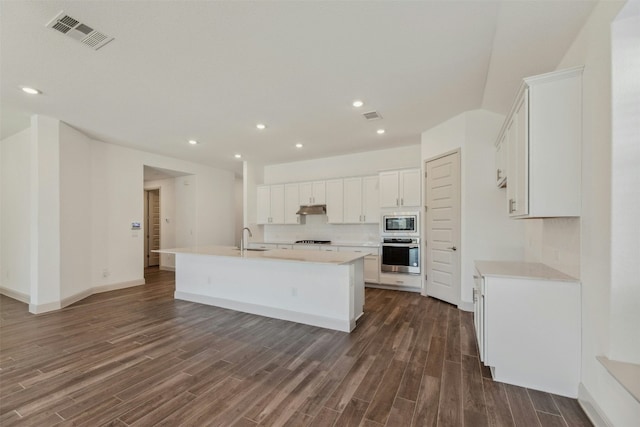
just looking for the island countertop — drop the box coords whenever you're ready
[155,245,368,265]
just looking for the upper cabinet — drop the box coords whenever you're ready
[500,66,583,218]
[495,131,507,188]
[256,184,285,224]
[325,179,344,224]
[343,176,379,223]
[284,183,301,224]
[299,181,326,205]
[379,169,421,208]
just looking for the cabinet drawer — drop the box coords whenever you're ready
[338,246,379,256]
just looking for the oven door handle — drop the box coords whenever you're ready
[382,244,420,248]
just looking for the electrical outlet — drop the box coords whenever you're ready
[102,268,110,278]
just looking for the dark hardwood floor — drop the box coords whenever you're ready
[0,267,592,426]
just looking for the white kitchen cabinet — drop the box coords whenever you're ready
[343,176,380,223]
[495,132,507,188]
[378,272,421,290]
[319,246,338,252]
[337,246,379,284]
[294,244,320,251]
[284,183,301,225]
[379,169,421,208]
[502,66,583,218]
[248,243,278,250]
[474,261,581,397]
[277,244,293,250]
[299,181,326,205]
[256,185,285,224]
[325,179,344,224]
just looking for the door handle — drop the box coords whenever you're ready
[448,246,457,251]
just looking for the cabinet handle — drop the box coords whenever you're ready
[396,198,399,206]
[497,169,502,180]
[401,198,404,206]
[509,198,516,214]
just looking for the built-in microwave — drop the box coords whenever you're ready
[381,212,419,236]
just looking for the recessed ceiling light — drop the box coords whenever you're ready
[352,100,364,108]
[377,129,386,135]
[256,123,266,130]
[295,143,303,148]
[234,154,242,159]
[188,139,198,145]
[22,87,41,95]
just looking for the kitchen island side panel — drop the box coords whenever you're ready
[174,253,362,332]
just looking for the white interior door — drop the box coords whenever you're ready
[425,151,460,305]
[147,189,160,266]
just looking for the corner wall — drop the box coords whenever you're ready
[421,110,526,307]
[0,129,31,301]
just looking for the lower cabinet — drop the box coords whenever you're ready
[378,272,421,290]
[337,247,379,284]
[474,262,581,397]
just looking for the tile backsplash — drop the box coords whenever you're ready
[262,215,380,244]
[525,217,581,279]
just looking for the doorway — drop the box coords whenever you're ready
[144,189,160,267]
[424,150,461,305]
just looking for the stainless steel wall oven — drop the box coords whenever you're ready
[381,237,420,275]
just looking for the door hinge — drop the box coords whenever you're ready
[424,172,427,178]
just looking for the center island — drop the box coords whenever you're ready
[155,246,366,332]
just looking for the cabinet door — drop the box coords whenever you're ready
[269,185,285,224]
[343,177,363,223]
[256,185,271,224]
[364,256,379,283]
[508,91,529,217]
[399,169,421,207]
[495,134,507,188]
[379,171,400,208]
[362,176,379,223]
[312,181,326,204]
[325,179,344,224]
[299,182,313,205]
[284,183,300,224]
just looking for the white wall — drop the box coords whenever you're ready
[59,123,92,301]
[264,145,421,184]
[145,178,177,270]
[0,129,31,300]
[609,3,640,366]
[243,161,265,243]
[0,115,236,312]
[90,140,236,292]
[234,177,243,247]
[421,110,526,306]
[548,0,640,425]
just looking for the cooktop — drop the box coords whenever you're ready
[295,240,332,244]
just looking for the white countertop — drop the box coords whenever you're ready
[475,261,579,282]
[155,246,368,265]
[250,241,381,248]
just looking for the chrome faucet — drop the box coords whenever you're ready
[240,227,252,251]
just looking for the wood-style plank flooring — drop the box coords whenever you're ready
[0,267,592,426]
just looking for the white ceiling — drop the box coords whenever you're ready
[0,0,598,174]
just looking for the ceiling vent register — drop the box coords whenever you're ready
[46,11,114,50]
[362,111,382,121]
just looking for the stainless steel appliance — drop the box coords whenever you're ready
[381,237,420,274]
[295,240,331,244]
[381,212,419,236]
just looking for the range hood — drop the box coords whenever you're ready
[296,205,327,215]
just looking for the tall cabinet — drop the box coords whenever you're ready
[500,66,583,218]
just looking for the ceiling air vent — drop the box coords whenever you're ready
[363,111,383,121]
[46,11,114,50]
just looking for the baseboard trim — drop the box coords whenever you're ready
[578,383,613,427]
[0,286,30,304]
[159,266,175,272]
[28,279,146,314]
[175,290,353,332]
[458,300,474,312]
[92,279,146,295]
